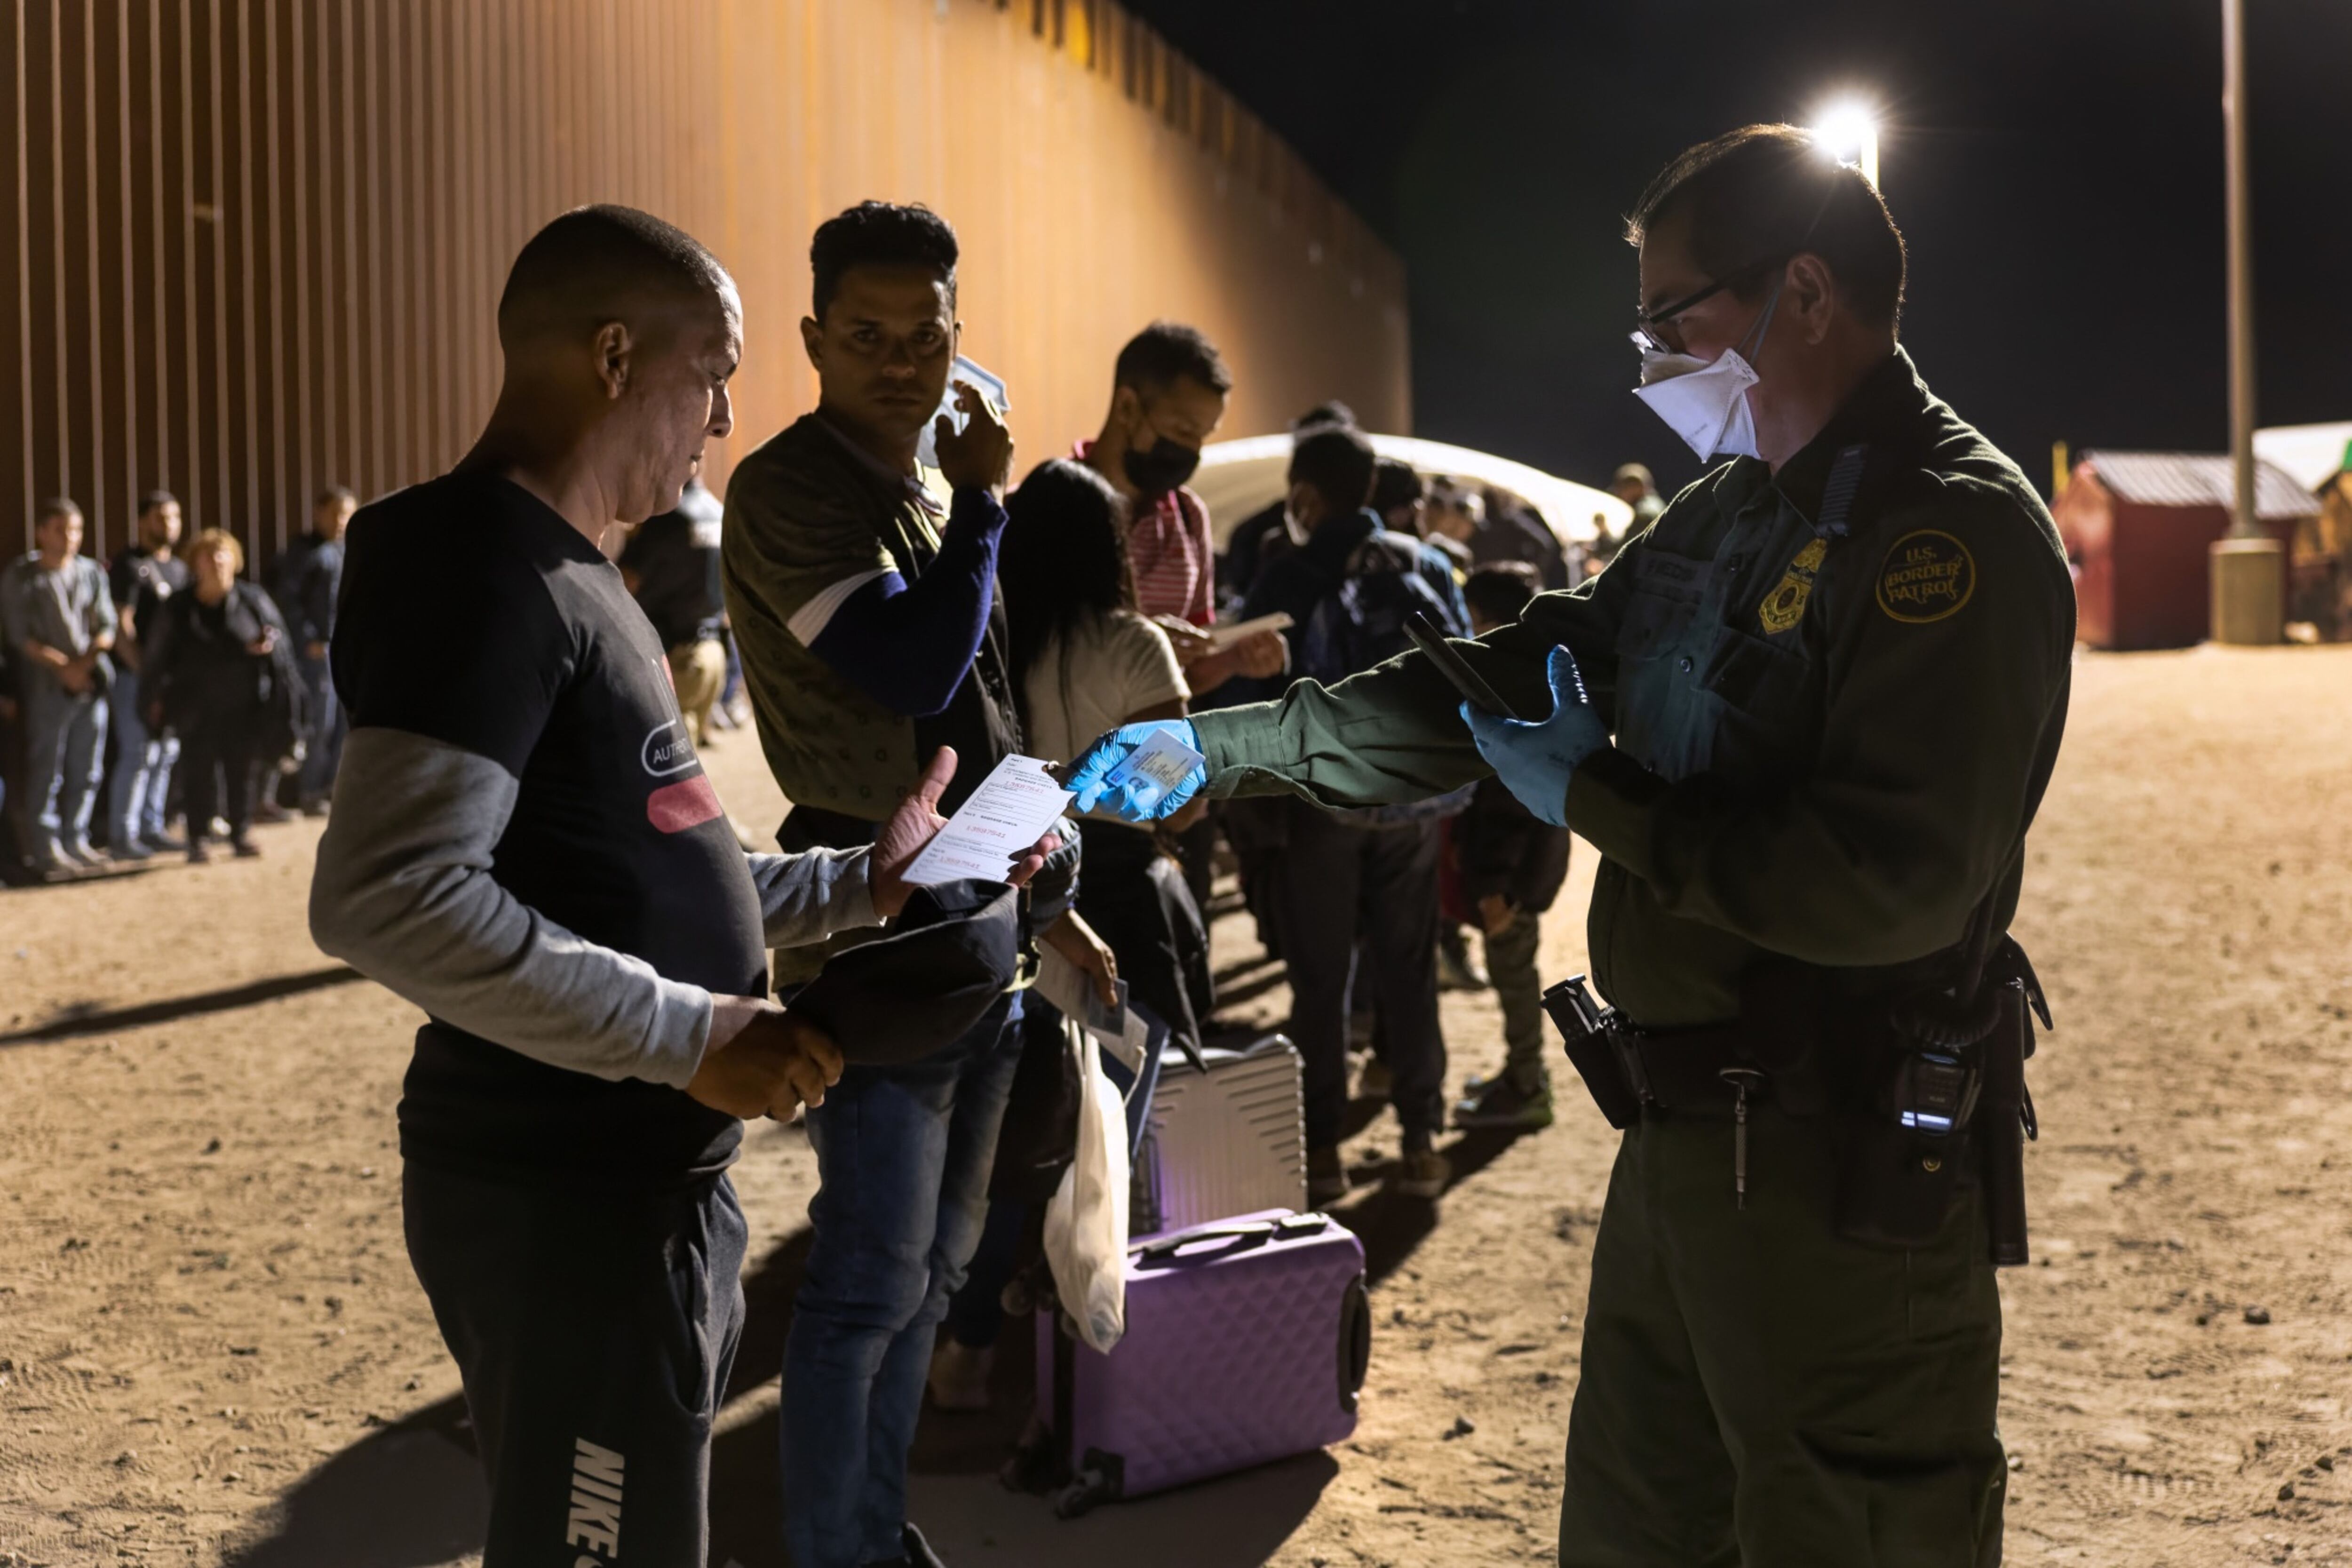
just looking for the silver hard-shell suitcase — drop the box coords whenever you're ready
[1129,1034,1307,1237]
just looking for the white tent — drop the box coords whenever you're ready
[1190,432,1632,548]
[2253,422,2352,493]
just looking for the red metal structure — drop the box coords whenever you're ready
[2053,451,2313,650]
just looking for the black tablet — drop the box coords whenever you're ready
[1404,610,1530,722]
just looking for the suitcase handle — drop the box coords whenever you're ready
[1133,1212,1329,1265]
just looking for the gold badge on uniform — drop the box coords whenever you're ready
[1875,529,1977,622]
[1756,537,1828,635]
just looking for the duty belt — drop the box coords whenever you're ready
[1604,1020,1756,1113]
[1542,989,1774,1208]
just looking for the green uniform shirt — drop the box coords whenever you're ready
[1194,350,2074,1027]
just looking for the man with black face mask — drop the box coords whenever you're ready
[1076,321,1284,698]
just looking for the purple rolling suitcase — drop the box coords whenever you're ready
[1032,1209,1371,1515]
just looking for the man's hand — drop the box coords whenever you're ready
[934,382,1014,494]
[1152,615,1215,664]
[56,656,91,695]
[1065,719,1206,822]
[245,627,278,658]
[688,995,845,1120]
[1184,629,1287,692]
[305,640,328,661]
[1041,909,1120,1009]
[1477,892,1521,937]
[1460,646,1608,829]
[868,746,1059,918]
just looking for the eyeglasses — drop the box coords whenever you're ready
[1633,255,1788,356]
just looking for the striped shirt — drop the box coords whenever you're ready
[1073,439,1214,627]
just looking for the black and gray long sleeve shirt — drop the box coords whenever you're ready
[310,471,879,1191]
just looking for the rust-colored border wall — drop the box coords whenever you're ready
[1,0,1411,559]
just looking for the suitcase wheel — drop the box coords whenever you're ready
[1340,1273,1372,1415]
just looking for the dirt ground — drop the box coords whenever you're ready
[4,644,2351,1568]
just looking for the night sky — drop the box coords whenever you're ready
[1128,0,2352,500]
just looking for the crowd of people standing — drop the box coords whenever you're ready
[0,485,355,878]
[5,191,1659,1567]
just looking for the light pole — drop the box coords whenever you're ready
[2210,0,2284,643]
[1812,101,1880,190]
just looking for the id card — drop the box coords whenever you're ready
[1097,727,1206,814]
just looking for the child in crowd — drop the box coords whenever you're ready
[1452,561,1573,1130]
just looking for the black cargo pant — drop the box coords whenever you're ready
[1270,801,1446,1147]
[403,1162,748,1568]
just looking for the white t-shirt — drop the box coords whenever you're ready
[1022,608,1189,778]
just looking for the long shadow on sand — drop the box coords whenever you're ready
[0,964,364,1045]
[222,1394,485,1568]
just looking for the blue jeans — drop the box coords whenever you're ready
[295,653,344,803]
[781,993,1024,1568]
[107,669,178,847]
[17,677,106,854]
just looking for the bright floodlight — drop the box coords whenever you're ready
[1812,101,1881,189]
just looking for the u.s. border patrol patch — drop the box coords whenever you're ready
[1876,529,1976,622]
[1757,536,1828,635]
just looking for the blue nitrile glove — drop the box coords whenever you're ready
[1065,719,1207,822]
[1459,646,1608,828]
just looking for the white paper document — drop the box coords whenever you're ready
[900,753,1072,887]
[1205,611,1293,652]
[1035,952,1149,1075]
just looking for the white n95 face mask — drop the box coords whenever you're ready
[1629,279,1783,461]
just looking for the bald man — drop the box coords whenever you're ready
[310,205,1041,1566]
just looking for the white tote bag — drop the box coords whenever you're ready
[1043,1018,1130,1353]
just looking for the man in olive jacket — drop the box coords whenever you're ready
[1069,126,2073,1568]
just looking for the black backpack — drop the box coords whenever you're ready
[1297,532,1459,686]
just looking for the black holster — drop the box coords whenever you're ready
[1542,975,1642,1130]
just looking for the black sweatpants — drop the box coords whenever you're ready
[402,1162,748,1568]
[1270,802,1446,1148]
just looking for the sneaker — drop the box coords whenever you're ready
[186,841,212,865]
[1454,1076,1555,1130]
[62,837,106,867]
[897,1522,949,1568]
[1393,1146,1452,1199]
[253,799,290,825]
[927,1340,994,1413]
[230,837,263,860]
[111,837,154,862]
[863,1521,947,1568]
[300,798,331,819]
[1357,1057,1394,1103]
[146,830,186,852]
[1308,1145,1350,1207]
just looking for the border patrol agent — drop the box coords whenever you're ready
[1066,125,2074,1566]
